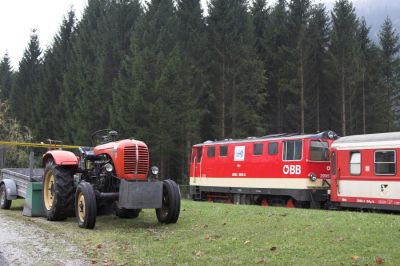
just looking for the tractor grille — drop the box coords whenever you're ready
[124,145,149,175]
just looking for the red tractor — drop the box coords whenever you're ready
[41,129,180,229]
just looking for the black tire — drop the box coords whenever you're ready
[116,207,141,219]
[42,164,74,221]
[156,179,180,224]
[75,182,97,229]
[0,184,11,209]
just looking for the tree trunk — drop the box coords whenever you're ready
[221,55,225,138]
[300,48,305,134]
[278,81,282,132]
[362,70,366,134]
[341,54,346,136]
[232,82,236,137]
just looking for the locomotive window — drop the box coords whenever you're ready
[310,141,329,161]
[253,143,263,155]
[197,147,202,162]
[375,150,396,175]
[220,146,228,157]
[283,140,302,160]
[268,142,278,155]
[350,152,361,175]
[207,146,215,157]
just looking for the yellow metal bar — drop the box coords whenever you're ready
[0,141,80,149]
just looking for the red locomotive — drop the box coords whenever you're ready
[330,132,400,211]
[190,131,338,208]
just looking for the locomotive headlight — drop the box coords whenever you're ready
[309,172,317,182]
[104,163,114,172]
[151,166,159,175]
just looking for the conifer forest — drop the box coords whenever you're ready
[0,0,399,182]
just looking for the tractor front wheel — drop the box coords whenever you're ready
[156,179,180,224]
[42,164,74,221]
[0,184,11,209]
[75,182,97,229]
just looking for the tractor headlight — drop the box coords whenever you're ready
[151,166,159,175]
[104,163,114,172]
[309,172,317,182]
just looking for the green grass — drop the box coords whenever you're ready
[2,199,400,265]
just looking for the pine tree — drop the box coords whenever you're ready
[329,0,359,136]
[379,17,400,130]
[251,0,270,59]
[33,9,76,140]
[175,0,207,181]
[287,0,311,133]
[356,19,384,133]
[207,0,266,139]
[0,52,13,101]
[304,4,330,132]
[115,0,180,177]
[264,0,290,133]
[10,29,42,127]
[62,0,142,144]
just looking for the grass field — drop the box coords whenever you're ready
[1,199,400,265]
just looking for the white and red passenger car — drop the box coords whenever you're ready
[330,132,400,211]
[189,131,337,207]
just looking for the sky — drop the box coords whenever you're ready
[0,0,368,70]
[0,0,89,69]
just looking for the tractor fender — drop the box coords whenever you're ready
[0,179,17,200]
[43,150,79,167]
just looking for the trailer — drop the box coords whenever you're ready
[0,152,45,216]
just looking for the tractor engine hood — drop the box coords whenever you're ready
[93,139,149,180]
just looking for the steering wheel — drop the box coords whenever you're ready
[91,129,118,145]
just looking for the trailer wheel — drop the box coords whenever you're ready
[42,164,74,221]
[116,207,141,219]
[0,184,11,209]
[75,182,97,229]
[156,179,180,224]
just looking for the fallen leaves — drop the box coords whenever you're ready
[244,240,251,245]
[192,250,205,260]
[204,234,221,241]
[375,257,384,265]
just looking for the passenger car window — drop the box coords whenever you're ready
[331,151,336,175]
[350,151,361,175]
[375,150,396,175]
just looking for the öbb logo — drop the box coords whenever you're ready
[283,165,301,175]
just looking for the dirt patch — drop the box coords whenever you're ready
[0,214,87,265]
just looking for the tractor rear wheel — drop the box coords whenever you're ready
[0,184,11,209]
[75,182,97,229]
[42,164,74,221]
[116,207,141,219]
[156,179,180,224]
